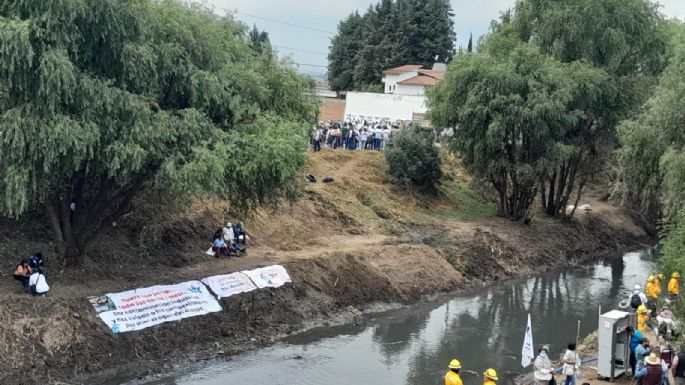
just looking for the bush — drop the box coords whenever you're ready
[385,128,442,194]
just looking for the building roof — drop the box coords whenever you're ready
[383,64,423,75]
[397,75,439,86]
[417,69,446,80]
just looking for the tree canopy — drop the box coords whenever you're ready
[328,0,456,91]
[0,0,317,262]
[385,128,442,194]
[429,0,667,222]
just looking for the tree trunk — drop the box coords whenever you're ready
[45,176,146,266]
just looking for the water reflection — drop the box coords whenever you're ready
[132,250,655,385]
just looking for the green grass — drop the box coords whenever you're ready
[429,182,497,221]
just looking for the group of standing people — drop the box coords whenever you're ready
[627,327,685,385]
[444,359,499,385]
[311,122,395,152]
[12,253,49,297]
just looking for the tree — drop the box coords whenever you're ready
[328,12,364,91]
[472,0,667,219]
[328,0,456,91]
[0,0,317,264]
[385,128,442,194]
[429,43,613,221]
[248,24,271,55]
[615,22,685,221]
[467,33,472,53]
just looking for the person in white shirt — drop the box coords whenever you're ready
[534,345,554,385]
[628,284,648,311]
[28,271,49,297]
[562,343,579,385]
[382,126,391,149]
[360,129,368,151]
[373,126,382,150]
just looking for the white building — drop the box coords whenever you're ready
[382,64,446,96]
[344,92,428,122]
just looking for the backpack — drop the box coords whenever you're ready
[631,293,642,309]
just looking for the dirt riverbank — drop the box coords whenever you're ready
[0,151,652,384]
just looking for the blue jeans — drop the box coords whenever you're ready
[565,375,576,385]
[313,140,321,152]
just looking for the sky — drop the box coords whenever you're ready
[207,0,685,76]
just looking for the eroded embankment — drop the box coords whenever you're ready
[0,210,649,385]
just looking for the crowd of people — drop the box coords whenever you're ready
[12,253,49,297]
[444,271,682,385]
[211,222,251,257]
[310,121,398,152]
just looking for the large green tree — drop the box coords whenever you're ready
[328,0,455,91]
[0,0,316,264]
[615,22,685,221]
[429,43,613,221]
[442,0,667,220]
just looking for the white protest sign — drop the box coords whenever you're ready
[87,281,222,334]
[202,272,258,299]
[242,265,292,289]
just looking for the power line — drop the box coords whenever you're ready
[275,45,327,56]
[219,7,334,35]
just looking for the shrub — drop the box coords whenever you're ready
[385,128,442,194]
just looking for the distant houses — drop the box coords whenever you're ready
[382,63,446,96]
[319,63,447,125]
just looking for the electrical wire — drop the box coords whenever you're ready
[275,45,327,56]
[217,7,334,35]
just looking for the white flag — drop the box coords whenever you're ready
[521,313,535,368]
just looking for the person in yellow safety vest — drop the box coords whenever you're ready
[483,368,499,385]
[646,276,658,300]
[655,274,665,296]
[669,272,680,296]
[445,359,463,385]
[637,305,649,334]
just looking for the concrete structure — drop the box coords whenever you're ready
[319,98,345,122]
[382,64,446,96]
[344,92,427,122]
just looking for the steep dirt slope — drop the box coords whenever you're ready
[0,150,650,384]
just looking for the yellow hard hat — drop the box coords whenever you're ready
[658,274,665,280]
[648,275,655,282]
[637,305,648,313]
[484,368,499,381]
[673,272,680,278]
[449,359,462,369]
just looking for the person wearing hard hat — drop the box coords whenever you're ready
[656,274,665,296]
[629,284,648,312]
[445,359,463,385]
[483,368,498,385]
[669,273,680,296]
[646,276,659,300]
[637,305,650,334]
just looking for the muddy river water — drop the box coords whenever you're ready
[127,248,656,385]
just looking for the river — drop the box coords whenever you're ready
[128,248,657,385]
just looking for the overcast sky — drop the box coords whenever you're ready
[207,0,685,75]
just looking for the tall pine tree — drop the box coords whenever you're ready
[328,0,456,91]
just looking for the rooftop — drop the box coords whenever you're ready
[397,75,440,86]
[383,64,423,75]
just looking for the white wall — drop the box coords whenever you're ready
[344,92,428,122]
[395,84,426,96]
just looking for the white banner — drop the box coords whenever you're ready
[521,313,535,368]
[87,281,222,334]
[242,265,292,289]
[202,272,258,299]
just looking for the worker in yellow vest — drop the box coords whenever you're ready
[646,276,658,300]
[637,305,649,334]
[669,272,680,296]
[445,359,463,385]
[655,274,665,296]
[483,368,499,385]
